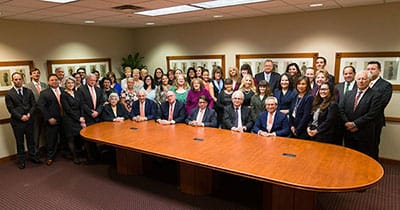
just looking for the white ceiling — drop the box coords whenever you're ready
[0,0,398,28]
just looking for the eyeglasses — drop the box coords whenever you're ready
[198,101,207,104]
[319,88,329,91]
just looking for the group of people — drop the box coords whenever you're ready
[5,57,392,169]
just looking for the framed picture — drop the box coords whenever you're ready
[0,60,33,96]
[235,53,318,75]
[47,58,111,79]
[335,52,400,90]
[166,55,225,76]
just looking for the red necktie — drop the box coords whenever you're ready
[35,83,41,94]
[140,102,145,117]
[353,91,363,111]
[267,113,273,132]
[90,86,97,110]
[168,104,173,121]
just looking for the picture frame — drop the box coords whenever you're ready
[335,52,400,90]
[235,53,318,75]
[47,58,112,79]
[166,55,225,76]
[0,60,34,96]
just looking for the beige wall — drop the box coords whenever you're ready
[1,2,399,160]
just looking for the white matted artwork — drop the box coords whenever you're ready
[167,55,225,76]
[235,53,318,75]
[0,60,33,95]
[47,58,111,78]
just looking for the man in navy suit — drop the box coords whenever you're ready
[222,90,253,132]
[252,96,290,137]
[156,91,186,124]
[186,95,218,128]
[131,89,156,122]
[38,74,63,165]
[254,60,280,90]
[6,72,40,169]
[340,70,382,160]
[367,61,392,159]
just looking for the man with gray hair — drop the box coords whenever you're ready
[155,91,186,124]
[131,89,156,122]
[252,96,290,137]
[222,90,253,132]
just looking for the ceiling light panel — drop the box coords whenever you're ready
[191,0,270,9]
[135,5,202,16]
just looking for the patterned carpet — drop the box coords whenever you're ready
[0,157,398,210]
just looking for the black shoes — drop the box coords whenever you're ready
[18,161,25,169]
[29,158,43,164]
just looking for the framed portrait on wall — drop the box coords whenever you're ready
[235,53,318,75]
[335,52,400,90]
[0,60,34,96]
[47,58,111,79]
[166,55,225,75]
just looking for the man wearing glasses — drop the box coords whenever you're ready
[222,90,253,132]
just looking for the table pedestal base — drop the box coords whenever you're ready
[116,149,143,176]
[263,183,315,210]
[179,163,212,195]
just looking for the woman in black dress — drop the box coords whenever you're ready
[61,76,85,164]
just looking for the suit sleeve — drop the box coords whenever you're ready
[38,91,51,121]
[354,92,382,129]
[295,95,313,135]
[222,108,233,129]
[61,94,80,122]
[275,115,290,137]
[316,103,338,134]
[27,89,37,115]
[100,105,114,121]
[203,109,218,128]
[5,93,23,120]
[252,113,264,134]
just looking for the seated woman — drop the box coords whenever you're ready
[185,95,217,128]
[101,93,129,122]
[307,82,339,144]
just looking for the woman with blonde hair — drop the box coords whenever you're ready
[239,74,256,107]
[228,66,240,90]
[170,74,189,104]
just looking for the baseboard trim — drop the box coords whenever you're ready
[380,157,400,165]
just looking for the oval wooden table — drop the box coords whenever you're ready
[81,121,384,210]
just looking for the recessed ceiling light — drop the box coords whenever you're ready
[192,0,270,9]
[41,0,78,3]
[84,20,95,24]
[213,15,224,18]
[309,3,324,7]
[135,5,202,16]
[145,22,155,25]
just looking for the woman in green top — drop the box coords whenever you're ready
[170,74,189,104]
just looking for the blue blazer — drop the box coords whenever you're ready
[185,107,218,128]
[252,111,290,137]
[130,99,156,120]
[289,93,314,139]
[156,100,186,123]
[273,88,297,112]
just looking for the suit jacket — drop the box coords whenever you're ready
[78,85,106,125]
[130,99,156,120]
[157,100,186,123]
[25,81,48,102]
[222,105,253,132]
[255,71,281,90]
[61,90,83,137]
[252,111,290,137]
[370,77,392,127]
[335,81,355,105]
[185,107,218,128]
[308,102,339,143]
[5,87,36,126]
[38,87,64,124]
[288,93,314,139]
[274,88,297,112]
[250,94,267,121]
[101,103,129,121]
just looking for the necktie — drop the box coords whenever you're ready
[140,102,145,117]
[90,86,97,110]
[267,113,273,132]
[234,108,238,127]
[168,104,173,121]
[344,82,349,93]
[18,88,23,97]
[35,83,41,94]
[353,91,363,111]
[196,109,204,123]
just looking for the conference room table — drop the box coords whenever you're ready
[80,120,383,210]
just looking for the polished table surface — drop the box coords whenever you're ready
[80,120,383,192]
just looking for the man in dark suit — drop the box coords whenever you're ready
[252,96,290,137]
[131,89,156,122]
[367,61,393,159]
[254,59,280,90]
[222,90,253,132]
[339,70,382,160]
[25,68,48,156]
[156,91,186,124]
[186,95,218,128]
[335,66,356,104]
[38,74,63,166]
[5,72,40,169]
[78,73,106,163]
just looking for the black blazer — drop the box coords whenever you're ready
[61,91,83,137]
[370,77,392,127]
[222,105,253,132]
[78,85,106,125]
[185,107,218,128]
[5,87,36,126]
[335,81,355,105]
[273,88,297,112]
[288,93,314,139]
[130,99,156,120]
[156,100,186,123]
[254,71,281,90]
[101,103,129,121]
[308,102,339,143]
[38,87,64,124]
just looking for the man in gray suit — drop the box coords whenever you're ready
[25,68,48,156]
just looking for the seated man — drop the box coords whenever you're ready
[252,96,290,137]
[130,89,156,122]
[222,90,253,132]
[156,91,186,124]
[186,95,218,128]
